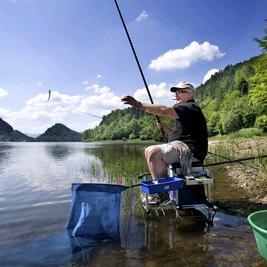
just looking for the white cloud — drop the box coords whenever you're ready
[78,84,124,115]
[85,84,99,91]
[136,10,148,22]
[134,82,174,106]
[202,68,219,83]
[0,107,10,116]
[96,74,102,79]
[37,82,43,87]
[83,81,89,85]
[3,84,126,134]
[149,41,225,71]
[0,87,8,97]
[1,81,181,134]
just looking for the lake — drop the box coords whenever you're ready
[0,142,264,266]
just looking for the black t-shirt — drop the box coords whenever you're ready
[168,100,208,161]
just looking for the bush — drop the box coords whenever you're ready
[255,115,267,132]
[230,128,263,138]
[129,133,136,139]
[211,128,263,140]
[221,112,243,134]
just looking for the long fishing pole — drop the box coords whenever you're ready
[208,151,259,171]
[113,0,165,138]
[204,154,267,168]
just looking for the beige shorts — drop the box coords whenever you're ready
[158,141,191,165]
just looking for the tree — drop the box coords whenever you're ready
[255,115,267,132]
[221,111,242,134]
[249,84,267,115]
[235,78,249,95]
[207,112,220,136]
[254,19,267,53]
[220,95,257,134]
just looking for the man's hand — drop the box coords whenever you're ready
[156,122,164,129]
[121,96,138,107]
[157,122,172,135]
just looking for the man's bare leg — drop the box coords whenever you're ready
[145,145,168,180]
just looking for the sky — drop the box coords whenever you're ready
[0,0,266,135]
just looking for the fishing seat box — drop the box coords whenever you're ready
[141,177,184,194]
[171,161,209,205]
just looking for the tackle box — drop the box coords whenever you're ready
[141,177,184,194]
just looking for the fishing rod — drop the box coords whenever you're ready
[78,111,102,119]
[204,154,267,168]
[208,151,259,171]
[113,0,165,138]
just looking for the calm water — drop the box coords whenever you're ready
[0,142,265,267]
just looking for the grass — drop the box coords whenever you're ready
[209,128,266,141]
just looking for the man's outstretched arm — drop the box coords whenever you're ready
[121,95,178,119]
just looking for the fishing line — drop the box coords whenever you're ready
[113,0,165,138]
[78,111,102,119]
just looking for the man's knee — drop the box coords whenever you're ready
[145,145,162,161]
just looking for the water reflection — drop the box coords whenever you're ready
[0,143,109,192]
[0,210,256,267]
[0,211,255,266]
[0,142,264,266]
[84,142,149,184]
[0,143,13,170]
[45,144,73,161]
[0,231,109,267]
[0,143,14,202]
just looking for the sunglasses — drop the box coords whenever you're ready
[175,90,188,94]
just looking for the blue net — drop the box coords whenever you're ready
[66,183,125,240]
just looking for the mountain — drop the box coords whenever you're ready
[0,118,34,141]
[83,53,267,141]
[36,123,82,142]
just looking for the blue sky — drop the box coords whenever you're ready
[0,0,266,134]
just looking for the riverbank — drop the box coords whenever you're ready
[209,137,267,204]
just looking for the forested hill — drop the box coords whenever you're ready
[83,108,164,141]
[0,118,34,142]
[83,53,267,141]
[195,53,267,136]
[36,123,82,142]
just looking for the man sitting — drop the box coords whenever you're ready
[121,82,208,181]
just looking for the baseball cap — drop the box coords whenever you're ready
[170,82,195,92]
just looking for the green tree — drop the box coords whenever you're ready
[207,112,220,136]
[221,95,257,134]
[254,19,267,53]
[249,84,267,115]
[221,111,242,134]
[140,126,153,140]
[235,77,249,95]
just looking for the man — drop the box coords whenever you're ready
[121,82,208,180]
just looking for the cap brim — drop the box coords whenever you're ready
[170,86,194,92]
[170,87,181,92]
